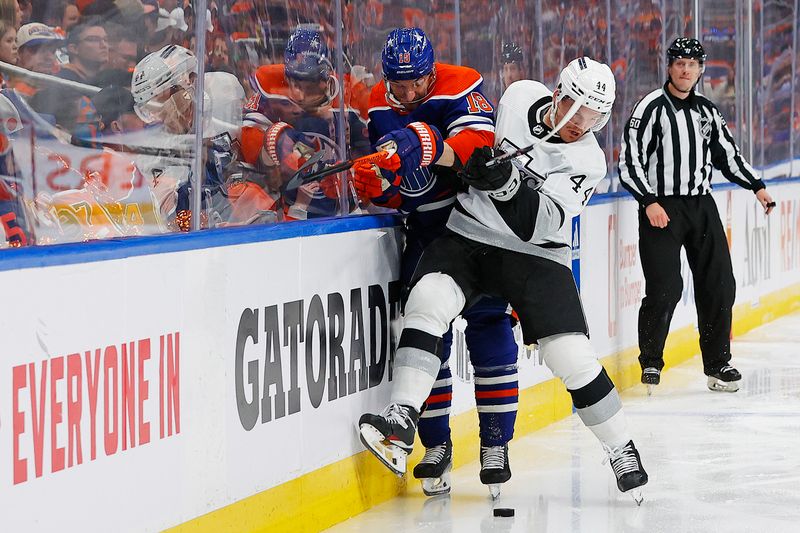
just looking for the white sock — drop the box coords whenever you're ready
[390,366,437,410]
[587,410,631,449]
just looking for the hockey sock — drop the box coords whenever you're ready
[474,364,519,446]
[418,363,453,448]
[568,368,630,448]
[391,328,442,408]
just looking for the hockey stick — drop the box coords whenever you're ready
[485,93,588,168]
[69,135,195,159]
[4,91,195,159]
[295,140,398,182]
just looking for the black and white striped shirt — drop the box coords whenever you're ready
[618,83,765,206]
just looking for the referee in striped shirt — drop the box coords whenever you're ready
[618,37,775,393]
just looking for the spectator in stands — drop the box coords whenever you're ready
[92,85,144,133]
[77,0,121,21]
[208,33,232,73]
[59,19,109,84]
[92,65,132,88]
[43,0,81,34]
[0,0,21,28]
[16,0,28,24]
[0,19,17,65]
[31,86,102,137]
[148,8,177,52]
[160,0,179,12]
[106,25,138,72]
[141,0,160,35]
[13,22,63,96]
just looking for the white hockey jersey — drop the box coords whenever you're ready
[447,80,607,266]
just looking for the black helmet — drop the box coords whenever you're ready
[501,42,523,64]
[667,37,706,64]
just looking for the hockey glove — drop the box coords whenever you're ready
[264,121,318,170]
[462,146,519,199]
[376,121,444,177]
[352,162,401,201]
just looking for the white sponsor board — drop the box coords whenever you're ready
[581,182,800,358]
[0,226,403,531]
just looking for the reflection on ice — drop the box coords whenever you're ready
[327,312,800,533]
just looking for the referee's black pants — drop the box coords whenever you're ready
[637,195,735,375]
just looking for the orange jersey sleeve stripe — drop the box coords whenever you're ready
[445,129,495,165]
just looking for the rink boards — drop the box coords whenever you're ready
[0,183,799,532]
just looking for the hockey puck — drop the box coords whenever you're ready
[493,508,514,517]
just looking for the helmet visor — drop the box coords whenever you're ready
[556,96,604,131]
[134,84,195,130]
[384,72,434,106]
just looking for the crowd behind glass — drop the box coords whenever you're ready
[0,0,796,246]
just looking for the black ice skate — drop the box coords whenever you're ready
[641,367,660,396]
[707,365,742,392]
[413,439,453,496]
[603,440,648,506]
[480,443,511,500]
[359,403,419,476]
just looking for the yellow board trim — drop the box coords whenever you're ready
[168,282,800,533]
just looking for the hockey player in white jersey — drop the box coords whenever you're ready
[358,57,648,504]
[131,44,245,231]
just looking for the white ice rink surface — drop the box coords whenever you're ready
[325,312,800,533]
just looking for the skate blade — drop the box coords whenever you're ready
[488,484,501,500]
[629,488,644,506]
[646,384,654,396]
[707,377,740,392]
[421,472,452,496]
[358,423,408,476]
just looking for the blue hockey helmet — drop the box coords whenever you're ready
[381,27,434,81]
[284,27,333,82]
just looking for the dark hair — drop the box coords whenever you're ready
[66,17,106,47]
[31,88,82,131]
[39,0,71,27]
[91,67,133,88]
[92,85,135,124]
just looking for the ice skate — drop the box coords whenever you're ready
[603,440,648,505]
[707,365,741,392]
[358,403,419,476]
[641,367,660,396]
[480,443,511,499]
[413,439,453,496]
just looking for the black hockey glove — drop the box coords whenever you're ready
[461,146,512,191]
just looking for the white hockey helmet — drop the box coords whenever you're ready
[131,45,197,123]
[555,57,616,132]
